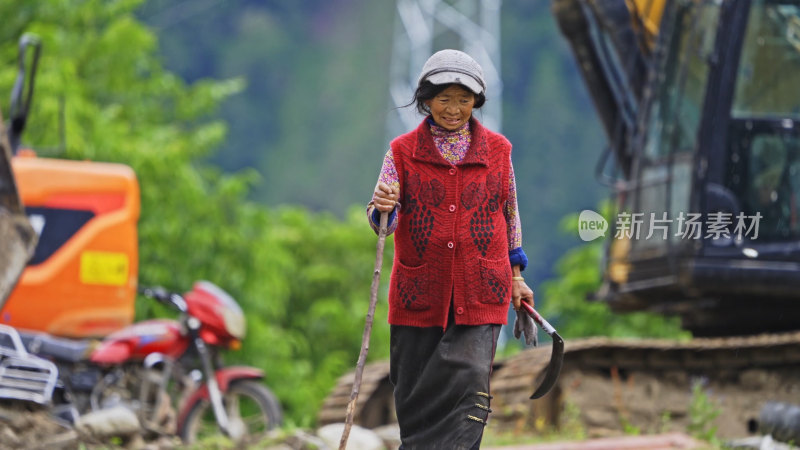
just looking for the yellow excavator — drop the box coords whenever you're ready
[554,0,799,336]
[488,0,800,438]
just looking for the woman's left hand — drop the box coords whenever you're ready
[512,278,534,311]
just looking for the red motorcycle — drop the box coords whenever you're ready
[20,281,282,444]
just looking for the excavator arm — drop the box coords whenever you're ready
[0,109,36,307]
[0,35,41,307]
[551,0,664,178]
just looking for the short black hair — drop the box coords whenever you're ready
[409,81,486,115]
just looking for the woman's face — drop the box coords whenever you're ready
[425,84,475,131]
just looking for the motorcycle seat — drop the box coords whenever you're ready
[17,331,94,363]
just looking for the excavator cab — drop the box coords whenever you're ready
[555,0,800,335]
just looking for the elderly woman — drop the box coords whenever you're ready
[368,49,535,449]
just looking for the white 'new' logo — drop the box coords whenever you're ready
[578,210,607,241]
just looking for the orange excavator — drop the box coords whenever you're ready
[0,35,139,339]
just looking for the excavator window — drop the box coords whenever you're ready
[630,0,721,256]
[642,1,720,161]
[725,0,800,242]
[732,1,800,118]
[728,128,800,241]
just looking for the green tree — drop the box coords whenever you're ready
[539,207,690,339]
[139,0,396,212]
[0,0,390,425]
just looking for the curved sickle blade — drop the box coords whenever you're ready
[521,302,565,399]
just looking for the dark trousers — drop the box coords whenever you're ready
[390,312,500,450]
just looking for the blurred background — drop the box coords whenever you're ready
[135,0,606,278]
[0,0,688,428]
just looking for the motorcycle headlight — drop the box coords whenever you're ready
[222,306,246,340]
[196,281,247,340]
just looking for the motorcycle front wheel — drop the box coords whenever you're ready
[179,379,283,445]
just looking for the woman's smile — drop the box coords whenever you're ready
[425,84,476,131]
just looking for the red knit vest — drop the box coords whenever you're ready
[388,117,512,328]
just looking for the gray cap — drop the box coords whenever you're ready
[417,49,486,95]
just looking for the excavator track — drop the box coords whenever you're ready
[320,333,800,439]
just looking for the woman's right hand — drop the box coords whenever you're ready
[373,182,399,212]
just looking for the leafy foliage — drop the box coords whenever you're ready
[538,206,690,339]
[0,0,390,425]
[138,0,396,213]
[687,380,721,444]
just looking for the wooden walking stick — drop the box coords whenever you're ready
[339,211,389,450]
